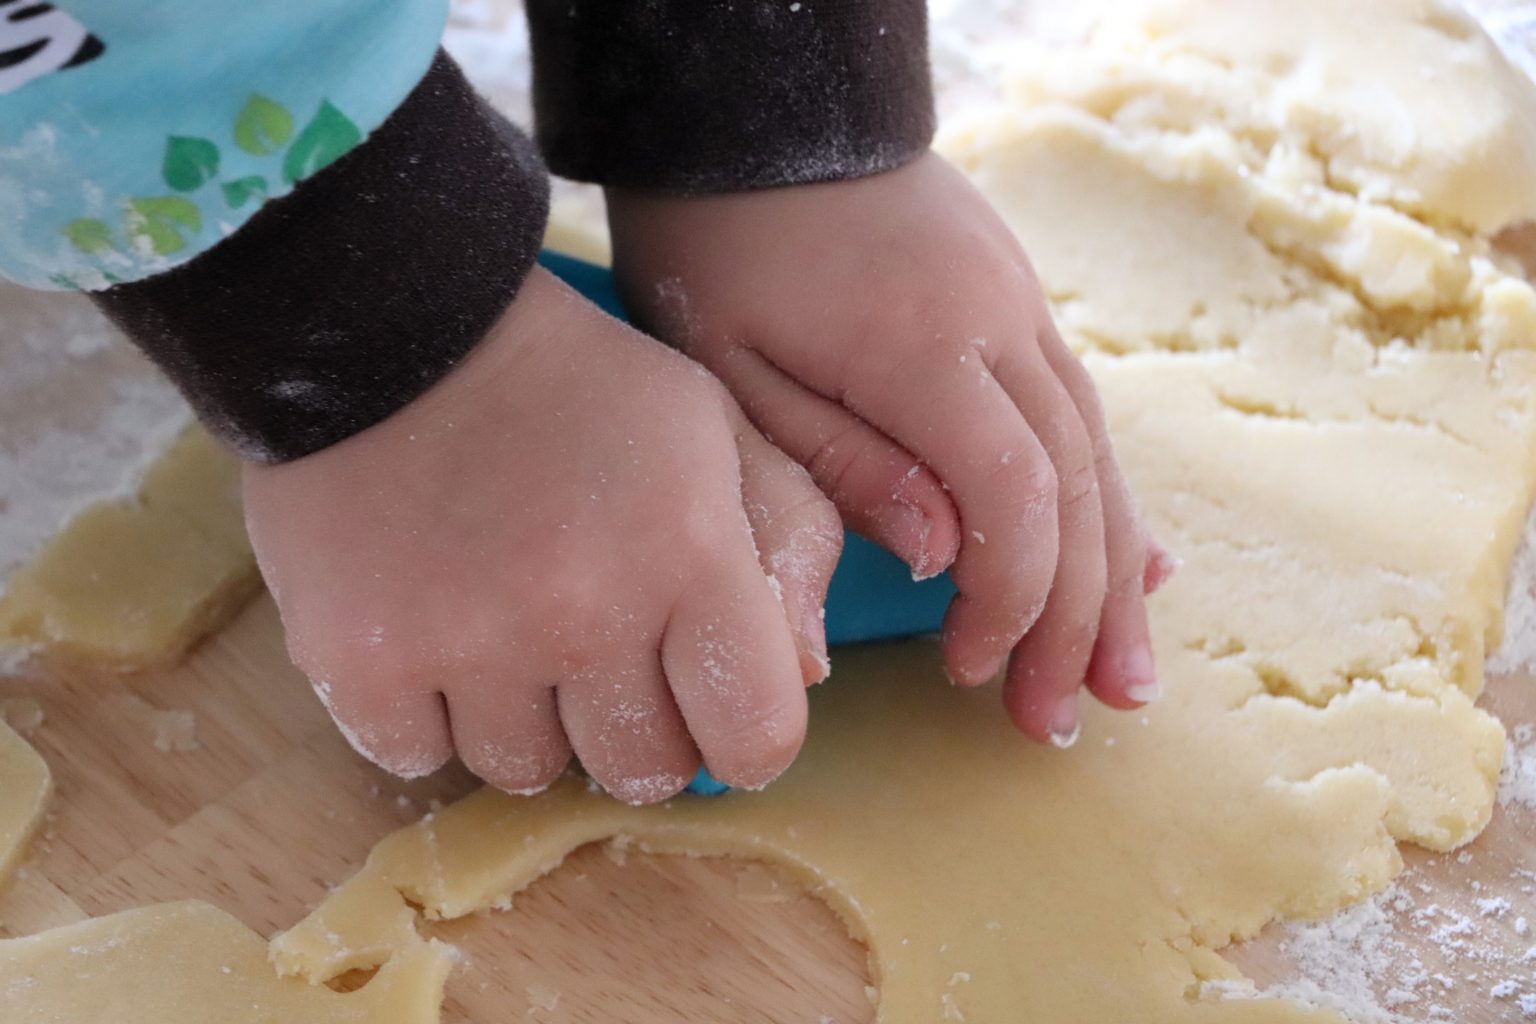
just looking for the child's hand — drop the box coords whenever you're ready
[607,153,1164,746]
[243,269,842,803]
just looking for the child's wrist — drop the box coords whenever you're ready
[534,0,935,196]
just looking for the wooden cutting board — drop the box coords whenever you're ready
[0,592,1532,1023]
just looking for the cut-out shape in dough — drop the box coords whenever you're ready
[0,719,49,894]
[0,428,261,669]
[272,639,1504,1022]
[1,901,451,1024]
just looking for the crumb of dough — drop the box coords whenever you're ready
[104,694,200,754]
[525,982,561,1013]
[150,709,199,754]
[602,835,632,867]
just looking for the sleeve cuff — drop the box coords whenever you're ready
[527,0,935,194]
[91,52,551,463]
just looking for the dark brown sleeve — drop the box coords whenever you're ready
[91,52,551,464]
[526,0,935,194]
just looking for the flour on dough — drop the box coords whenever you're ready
[0,719,50,896]
[1006,0,1536,236]
[0,901,451,1023]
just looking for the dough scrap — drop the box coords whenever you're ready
[0,719,49,894]
[0,901,452,1023]
[0,427,261,669]
[275,3,1536,1021]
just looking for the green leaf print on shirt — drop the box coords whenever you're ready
[126,197,203,257]
[162,137,221,192]
[62,218,115,255]
[234,95,295,157]
[221,175,268,209]
[282,101,361,185]
[56,97,360,276]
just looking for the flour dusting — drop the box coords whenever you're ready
[1490,499,1536,676]
[1209,834,1536,1022]
[0,287,189,589]
[1501,723,1536,813]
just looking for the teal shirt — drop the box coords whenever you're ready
[0,1,448,291]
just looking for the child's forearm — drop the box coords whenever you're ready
[525,0,935,194]
[2,4,551,463]
[94,53,551,463]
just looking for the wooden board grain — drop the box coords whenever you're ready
[0,592,1532,1023]
[2,3,1534,1018]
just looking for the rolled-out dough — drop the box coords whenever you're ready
[272,2,1536,1021]
[0,720,49,896]
[0,900,452,1023]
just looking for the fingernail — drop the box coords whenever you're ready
[1144,539,1182,595]
[877,500,939,581]
[1122,643,1160,703]
[799,648,831,685]
[800,606,831,684]
[1048,694,1081,749]
[947,655,1002,687]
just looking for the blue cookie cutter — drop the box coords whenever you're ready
[539,252,957,796]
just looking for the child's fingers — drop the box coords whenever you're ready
[716,346,959,579]
[661,563,809,789]
[556,657,699,806]
[733,419,845,685]
[1036,330,1160,709]
[841,356,1060,686]
[310,678,454,780]
[988,346,1107,743]
[447,684,571,796]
